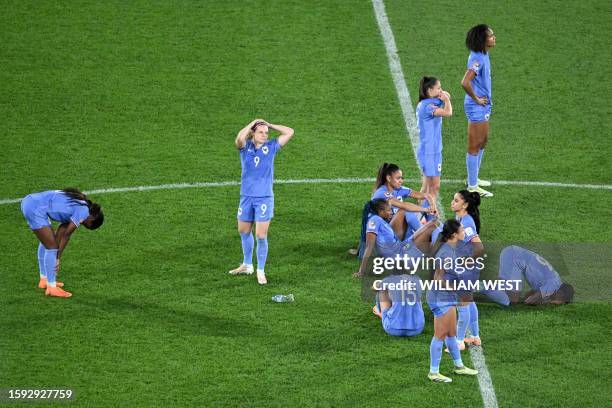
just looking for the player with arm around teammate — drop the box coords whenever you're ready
[229,119,294,285]
[20,188,104,297]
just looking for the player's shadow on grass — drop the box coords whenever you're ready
[73,295,264,338]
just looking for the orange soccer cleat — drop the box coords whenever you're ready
[38,278,64,289]
[45,286,72,298]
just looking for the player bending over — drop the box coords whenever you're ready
[483,245,574,306]
[21,188,104,297]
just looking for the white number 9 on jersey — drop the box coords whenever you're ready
[260,204,267,215]
[254,157,260,167]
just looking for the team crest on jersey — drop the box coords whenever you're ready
[368,220,376,229]
[262,146,269,155]
[471,61,480,70]
[384,192,393,198]
[465,227,474,237]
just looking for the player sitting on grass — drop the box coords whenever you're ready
[427,219,478,383]
[372,273,425,337]
[350,162,436,257]
[483,245,575,306]
[20,188,104,298]
[354,199,438,278]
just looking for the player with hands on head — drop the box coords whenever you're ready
[230,119,294,285]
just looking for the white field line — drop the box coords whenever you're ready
[1,177,610,206]
[371,0,499,407]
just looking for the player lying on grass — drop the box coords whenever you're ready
[483,245,575,306]
[353,199,438,278]
[372,273,425,337]
[427,219,478,383]
[229,119,294,285]
[20,188,104,298]
[416,76,452,214]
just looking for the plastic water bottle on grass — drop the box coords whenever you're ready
[272,294,294,303]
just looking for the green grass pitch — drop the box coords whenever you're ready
[1,0,611,406]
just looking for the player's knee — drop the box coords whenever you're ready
[256,233,267,240]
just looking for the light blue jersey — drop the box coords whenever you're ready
[366,215,422,260]
[500,246,562,297]
[380,274,425,336]
[416,97,444,156]
[426,242,460,316]
[371,186,420,235]
[464,51,492,106]
[371,186,413,213]
[239,139,281,197]
[21,190,90,230]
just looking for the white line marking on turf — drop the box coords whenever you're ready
[1,177,610,206]
[371,0,420,169]
[371,0,499,406]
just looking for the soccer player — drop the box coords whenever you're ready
[451,190,484,349]
[20,188,104,297]
[371,163,437,234]
[354,199,437,278]
[427,219,478,383]
[372,273,425,337]
[351,163,436,258]
[461,24,496,197]
[483,245,575,306]
[229,119,294,285]
[416,76,452,209]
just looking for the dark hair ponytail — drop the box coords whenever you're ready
[458,190,481,233]
[419,76,439,101]
[62,187,88,203]
[374,163,401,190]
[62,188,104,230]
[431,219,462,256]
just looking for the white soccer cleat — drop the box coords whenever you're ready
[228,264,254,275]
[256,270,267,285]
[428,372,452,383]
[468,186,493,198]
[465,178,491,187]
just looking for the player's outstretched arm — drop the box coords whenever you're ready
[354,233,376,278]
[55,222,78,270]
[235,119,263,149]
[390,198,436,215]
[270,123,294,147]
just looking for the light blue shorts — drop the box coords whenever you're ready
[21,195,51,230]
[238,196,274,222]
[417,152,442,177]
[465,102,492,123]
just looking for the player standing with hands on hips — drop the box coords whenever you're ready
[229,119,294,285]
[461,24,496,197]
